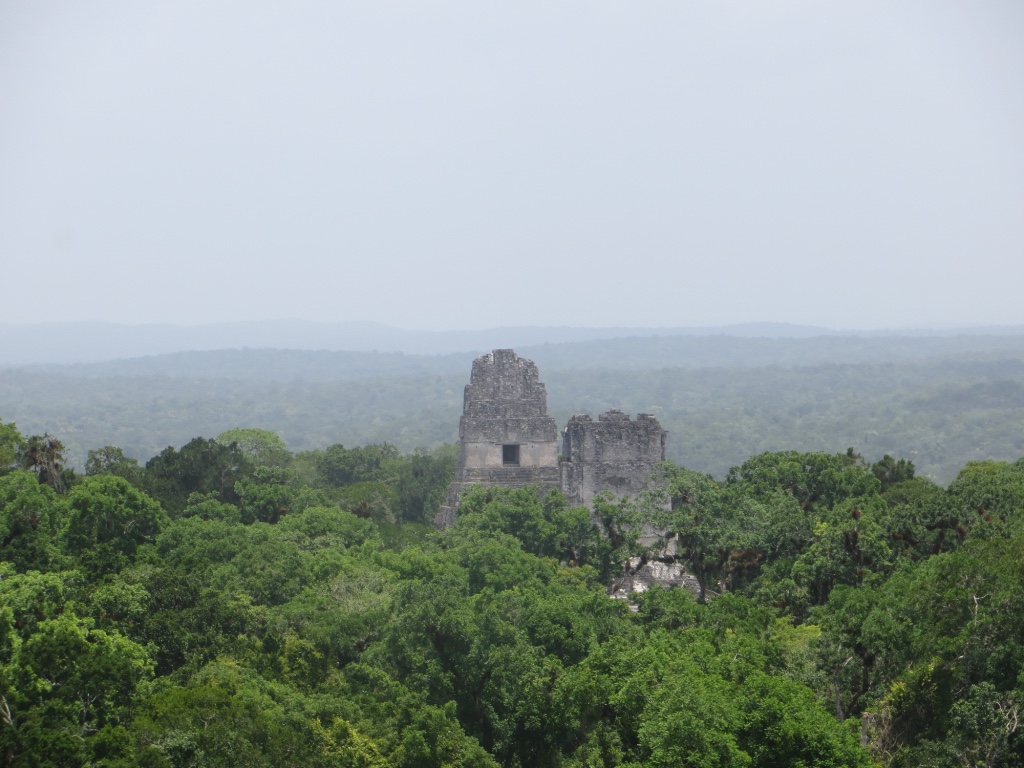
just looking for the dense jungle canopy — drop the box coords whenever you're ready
[3,415,1024,767]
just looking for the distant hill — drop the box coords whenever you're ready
[24,348,469,381]
[6,318,1024,365]
[13,333,1024,380]
[0,320,808,364]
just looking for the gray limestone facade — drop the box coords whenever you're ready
[435,349,667,526]
[435,349,561,526]
[560,410,667,508]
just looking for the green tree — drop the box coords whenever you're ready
[335,481,400,523]
[791,494,895,608]
[0,471,63,572]
[879,476,946,560]
[945,459,1024,540]
[392,445,457,523]
[553,501,620,578]
[130,661,318,767]
[1,614,153,767]
[452,485,561,558]
[339,663,500,768]
[0,566,78,637]
[0,418,22,475]
[180,490,241,523]
[85,445,145,487]
[316,444,401,487]
[736,672,873,767]
[871,454,916,492]
[144,437,253,516]
[64,475,168,574]
[311,717,389,767]
[17,434,68,494]
[235,466,300,524]
[639,465,766,602]
[728,450,880,512]
[217,428,292,468]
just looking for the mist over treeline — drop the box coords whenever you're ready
[3,332,1024,484]
[6,320,1024,365]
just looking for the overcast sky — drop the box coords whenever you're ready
[1,1,1022,331]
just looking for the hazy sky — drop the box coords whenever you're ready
[2,1,1022,331]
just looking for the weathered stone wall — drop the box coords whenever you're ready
[560,409,667,508]
[435,350,560,526]
[434,352,670,528]
[608,557,703,607]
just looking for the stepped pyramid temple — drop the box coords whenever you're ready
[435,349,667,526]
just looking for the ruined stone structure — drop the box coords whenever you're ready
[609,558,704,608]
[435,349,667,526]
[560,410,667,508]
[435,349,561,526]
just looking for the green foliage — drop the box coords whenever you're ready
[315,443,402,487]
[0,613,153,767]
[180,490,241,522]
[728,449,880,511]
[130,660,327,767]
[453,486,561,558]
[311,716,389,767]
[64,475,167,575]
[0,566,80,637]
[335,481,400,523]
[945,458,1024,539]
[17,434,69,494]
[234,465,329,524]
[143,437,253,517]
[392,445,458,523]
[453,486,624,581]
[790,494,895,606]
[0,417,22,474]
[871,454,916,491]
[0,471,63,572]
[296,443,454,523]
[642,466,767,601]
[13,422,1024,767]
[216,427,292,468]
[85,445,145,487]
[879,476,946,560]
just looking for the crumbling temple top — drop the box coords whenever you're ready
[435,350,560,526]
[434,349,667,527]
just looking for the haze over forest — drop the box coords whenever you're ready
[1,321,1023,487]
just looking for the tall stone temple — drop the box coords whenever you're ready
[435,349,667,526]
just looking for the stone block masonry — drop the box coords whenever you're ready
[435,349,667,526]
[435,350,561,526]
[560,409,667,508]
